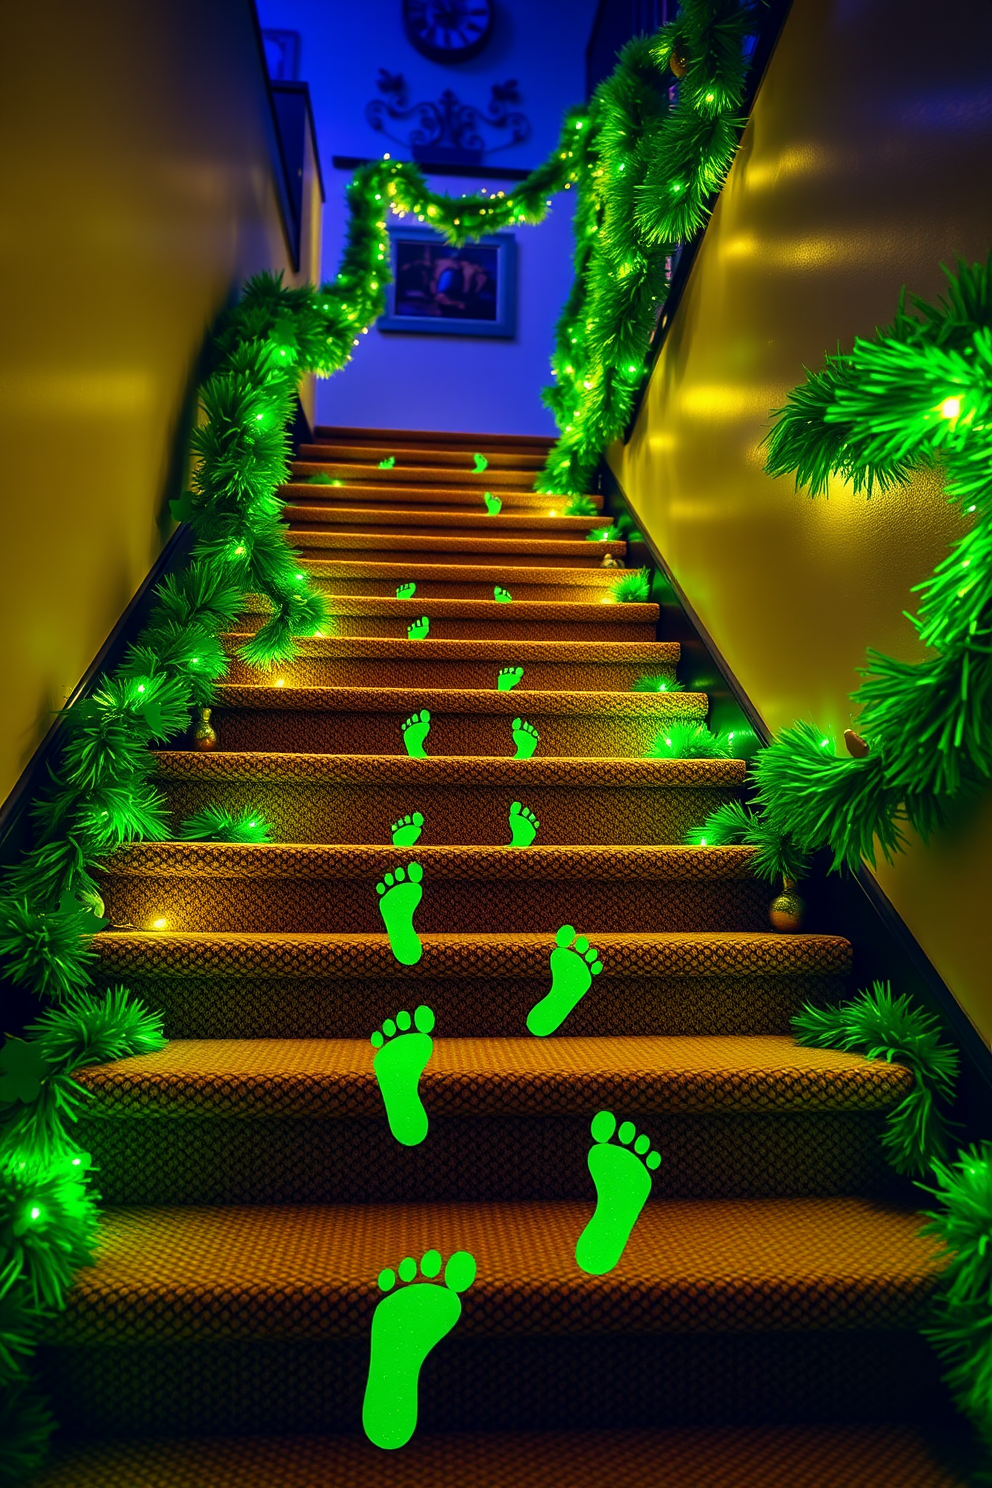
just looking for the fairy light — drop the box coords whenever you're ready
[152,918,167,930]
[940,396,962,418]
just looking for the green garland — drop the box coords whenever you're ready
[689,255,992,879]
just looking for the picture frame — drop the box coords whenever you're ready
[379,226,517,338]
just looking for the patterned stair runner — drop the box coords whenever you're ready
[31,426,966,1485]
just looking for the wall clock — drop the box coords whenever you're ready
[402,0,494,64]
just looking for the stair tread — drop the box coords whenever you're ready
[242,594,657,621]
[74,1034,912,1116]
[101,842,756,878]
[291,461,542,491]
[298,442,549,469]
[289,531,624,558]
[51,1195,940,1343]
[299,558,621,585]
[211,684,702,715]
[30,1425,976,1488]
[283,503,604,532]
[221,636,674,662]
[93,929,852,977]
[152,752,744,786]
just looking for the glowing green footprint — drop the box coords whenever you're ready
[508,800,539,847]
[402,711,431,758]
[371,1005,436,1146]
[526,925,603,1036]
[391,812,424,846]
[494,586,513,604]
[512,718,539,759]
[378,456,396,469]
[376,862,424,966]
[484,493,502,515]
[472,453,488,473]
[363,1249,476,1449]
[575,1110,661,1275]
[407,616,430,639]
[497,666,523,691]
[396,582,417,599]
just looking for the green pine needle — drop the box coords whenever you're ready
[646,721,730,758]
[610,568,651,603]
[794,981,959,1175]
[177,804,274,844]
[631,673,683,692]
[0,897,98,1002]
[563,494,598,515]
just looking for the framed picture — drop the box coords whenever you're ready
[379,226,516,338]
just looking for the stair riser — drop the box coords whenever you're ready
[221,659,669,691]
[153,779,735,846]
[291,462,542,491]
[297,444,549,471]
[291,541,619,569]
[237,612,658,641]
[75,1111,899,1206]
[306,576,618,600]
[90,971,849,1039]
[283,509,603,537]
[38,1331,946,1437]
[282,485,583,511]
[96,874,769,935]
[205,709,697,760]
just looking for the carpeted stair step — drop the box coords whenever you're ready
[205,683,705,758]
[278,479,591,513]
[287,529,625,567]
[291,460,541,492]
[71,1035,912,1205]
[26,1425,977,1488]
[220,636,676,691]
[90,930,852,1038]
[282,502,608,536]
[96,843,764,935]
[298,557,622,600]
[298,441,550,471]
[36,1197,945,1435]
[150,752,743,846]
[237,593,659,641]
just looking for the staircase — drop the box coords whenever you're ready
[32,427,967,1485]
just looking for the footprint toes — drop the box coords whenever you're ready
[420,709,430,722]
[590,1109,617,1142]
[634,1133,650,1155]
[574,936,590,954]
[383,1018,396,1039]
[396,1010,412,1031]
[378,1267,396,1291]
[395,866,406,883]
[413,812,424,826]
[370,1031,384,1049]
[646,1151,662,1170]
[556,924,576,948]
[512,717,521,729]
[444,1251,477,1293]
[421,1248,442,1278]
[414,1004,436,1033]
[590,957,604,975]
[408,862,424,884]
[398,1256,417,1283]
[618,1120,636,1145]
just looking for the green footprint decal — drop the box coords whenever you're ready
[378,456,396,469]
[472,453,488,473]
[497,666,523,691]
[484,493,502,515]
[402,710,431,758]
[376,862,424,966]
[575,1110,661,1275]
[494,586,513,604]
[363,1248,476,1449]
[371,1005,436,1146]
[407,616,430,639]
[508,800,539,847]
[396,582,417,599]
[391,811,424,846]
[526,925,603,1036]
[512,718,539,759]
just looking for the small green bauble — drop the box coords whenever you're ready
[769,877,805,933]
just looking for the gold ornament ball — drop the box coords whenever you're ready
[193,706,218,751]
[769,880,806,933]
[670,42,690,78]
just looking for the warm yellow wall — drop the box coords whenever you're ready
[0,0,317,806]
[611,0,992,1042]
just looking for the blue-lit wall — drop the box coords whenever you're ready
[255,0,599,434]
